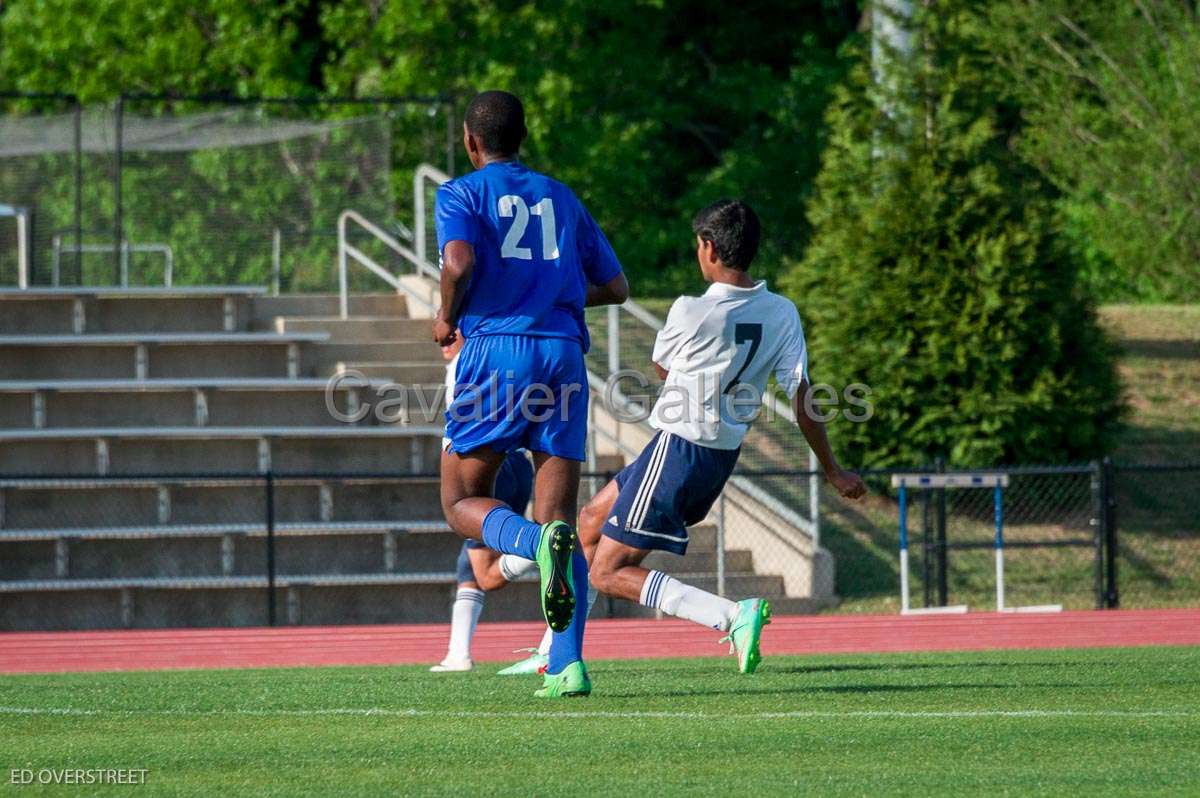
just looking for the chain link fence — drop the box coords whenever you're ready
[0,93,453,292]
[815,462,1200,613]
[1112,464,1200,608]
[1,462,1195,630]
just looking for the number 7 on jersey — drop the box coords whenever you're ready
[724,322,763,394]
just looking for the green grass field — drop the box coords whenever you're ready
[3,646,1198,796]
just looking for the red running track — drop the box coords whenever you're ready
[0,609,1197,675]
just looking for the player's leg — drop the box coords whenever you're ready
[432,542,486,672]
[464,546,508,591]
[530,451,591,682]
[439,446,507,542]
[591,532,740,629]
[465,451,538,590]
[594,431,771,673]
[578,478,619,565]
[528,344,593,696]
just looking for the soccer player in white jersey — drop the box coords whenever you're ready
[578,199,867,673]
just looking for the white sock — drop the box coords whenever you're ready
[499,554,536,581]
[446,587,485,660]
[535,587,598,656]
[640,570,737,632]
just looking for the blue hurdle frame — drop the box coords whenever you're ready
[892,473,1061,615]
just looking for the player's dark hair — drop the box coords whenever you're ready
[464,91,527,157]
[692,199,760,271]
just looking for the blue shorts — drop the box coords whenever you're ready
[463,450,534,553]
[446,334,588,462]
[603,431,741,555]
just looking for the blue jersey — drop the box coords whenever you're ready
[435,160,623,350]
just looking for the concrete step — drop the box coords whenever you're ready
[0,480,443,529]
[0,384,438,428]
[251,294,408,324]
[0,333,326,380]
[275,317,429,343]
[307,342,441,372]
[0,582,470,630]
[0,529,463,580]
[0,530,751,581]
[331,362,444,383]
[589,453,626,477]
[0,429,443,475]
[0,287,264,334]
[643,548,754,573]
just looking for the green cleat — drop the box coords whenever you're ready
[720,598,772,674]
[496,649,548,676]
[535,520,577,633]
[534,660,591,698]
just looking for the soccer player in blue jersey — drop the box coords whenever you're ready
[431,331,545,673]
[434,91,629,697]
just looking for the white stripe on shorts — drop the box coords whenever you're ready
[629,432,671,530]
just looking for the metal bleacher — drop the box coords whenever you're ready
[0,280,795,630]
[0,287,483,629]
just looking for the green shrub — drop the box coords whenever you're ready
[784,2,1123,467]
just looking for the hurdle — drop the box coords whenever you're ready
[891,472,1063,615]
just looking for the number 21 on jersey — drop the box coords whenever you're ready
[498,195,559,261]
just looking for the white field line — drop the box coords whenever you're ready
[0,707,1194,720]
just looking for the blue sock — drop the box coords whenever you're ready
[547,549,589,675]
[480,506,542,560]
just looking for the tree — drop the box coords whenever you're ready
[784,0,1123,467]
[320,0,859,295]
[0,0,315,100]
[0,0,861,294]
[991,0,1200,302]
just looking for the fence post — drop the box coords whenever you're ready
[935,455,948,606]
[271,228,281,295]
[73,103,82,286]
[113,95,124,285]
[607,303,620,376]
[808,448,820,548]
[265,471,277,626]
[921,485,933,608]
[716,491,726,598]
[1102,457,1119,608]
[1090,459,1104,609]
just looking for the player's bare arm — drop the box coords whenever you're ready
[585,272,630,307]
[433,239,474,346]
[793,378,867,499]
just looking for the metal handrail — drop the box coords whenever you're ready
[50,234,173,287]
[336,209,438,319]
[1,204,30,288]
[413,163,452,265]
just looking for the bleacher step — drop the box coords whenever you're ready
[275,317,430,343]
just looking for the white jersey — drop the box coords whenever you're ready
[649,280,807,450]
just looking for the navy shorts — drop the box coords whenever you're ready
[463,450,534,553]
[602,431,741,555]
[446,334,588,461]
